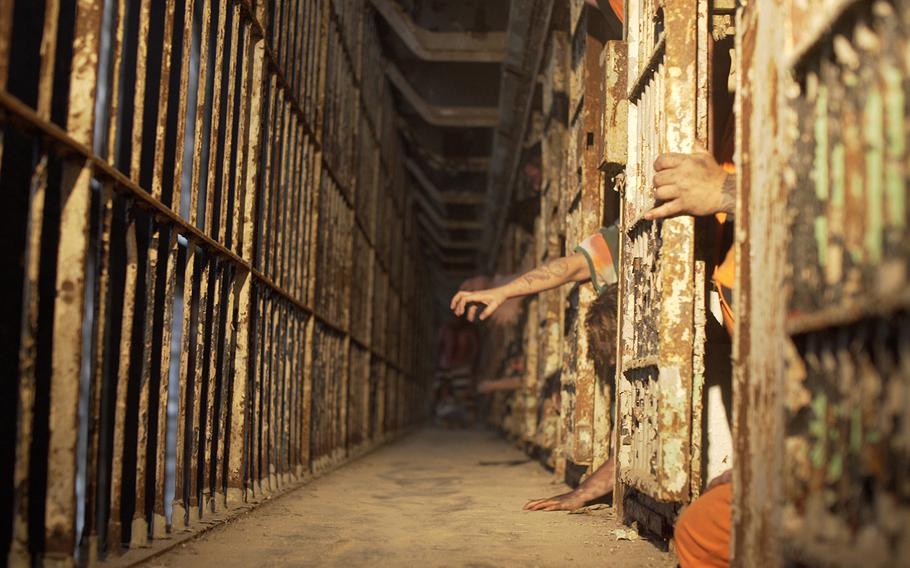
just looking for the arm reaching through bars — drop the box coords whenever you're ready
[449,254,591,322]
[524,456,615,512]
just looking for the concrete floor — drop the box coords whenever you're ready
[150,429,674,568]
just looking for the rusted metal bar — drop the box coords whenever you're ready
[215,265,236,505]
[731,3,781,565]
[128,0,152,180]
[187,0,212,229]
[227,31,265,505]
[44,0,104,558]
[228,23,249,254]
[169,0,195,212]
[202,263,223,511]
[83,184,114,560]
[153,228,178,537]
[262,298,275,490]
[0,0,13,93]
[132,223,159,548]
[10,155,47,564]
[150,0,176,204]
[215,3,241,247]
[279,303,291,483]
[300,314,314,468]
[36,0,61,120]
[106,212,136,549]
[201,1,228,238]
[172,241,196,527]
[187,256,209,520]
[250,287,265,494]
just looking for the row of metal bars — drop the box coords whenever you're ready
[0,0,432,564]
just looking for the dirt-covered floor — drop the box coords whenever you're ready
[150,429,675,567]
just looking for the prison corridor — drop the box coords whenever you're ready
[145,429,673,568]
[4,0,910,566]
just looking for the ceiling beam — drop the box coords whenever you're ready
[419,235,478,266]
[370,0,507,62]
[413,193,484,231]
[406,158,486,205]
[398,126,491,172]
[416,214,484,250]
[384,61,499,127]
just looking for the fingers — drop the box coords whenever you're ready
[652,169,676,187]
[654,184,680,201]
[467,304,478,322]
[478,300,501,321]
[452,291,481,317]
[523,498,563,511]
[653,152,689,171]
[450,290,466,311]
[453,293,470,316]
[643,200,684,221]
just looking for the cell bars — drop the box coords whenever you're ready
[0,0,433,564]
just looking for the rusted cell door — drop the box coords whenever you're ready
[735,0,910,565]
[559,0,611,470]
[615,0,708,526]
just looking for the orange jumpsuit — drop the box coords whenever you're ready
[674,483,733,567]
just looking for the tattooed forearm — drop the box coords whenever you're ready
[521,259,570,289]
[548,259,569,276]
[720,173,736,216]
[522,269,549,289]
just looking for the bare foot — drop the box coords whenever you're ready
[523,490,588,512]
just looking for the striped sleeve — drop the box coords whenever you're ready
[574,223,620,296]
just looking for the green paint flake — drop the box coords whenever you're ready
[864,89,884,263]
[831,143,845,208]
[809,393,828,469]
[827,451,844,482]
[815,216,828,267]
[814,84,829,201]
[810,392,827,433]
[883,67,906,228]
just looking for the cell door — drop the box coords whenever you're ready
[780,1,909,564]
[615,0,708,512]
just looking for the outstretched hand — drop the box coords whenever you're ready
[644,148,734,221]
[450,288,507,322]
[523,491,588,512]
